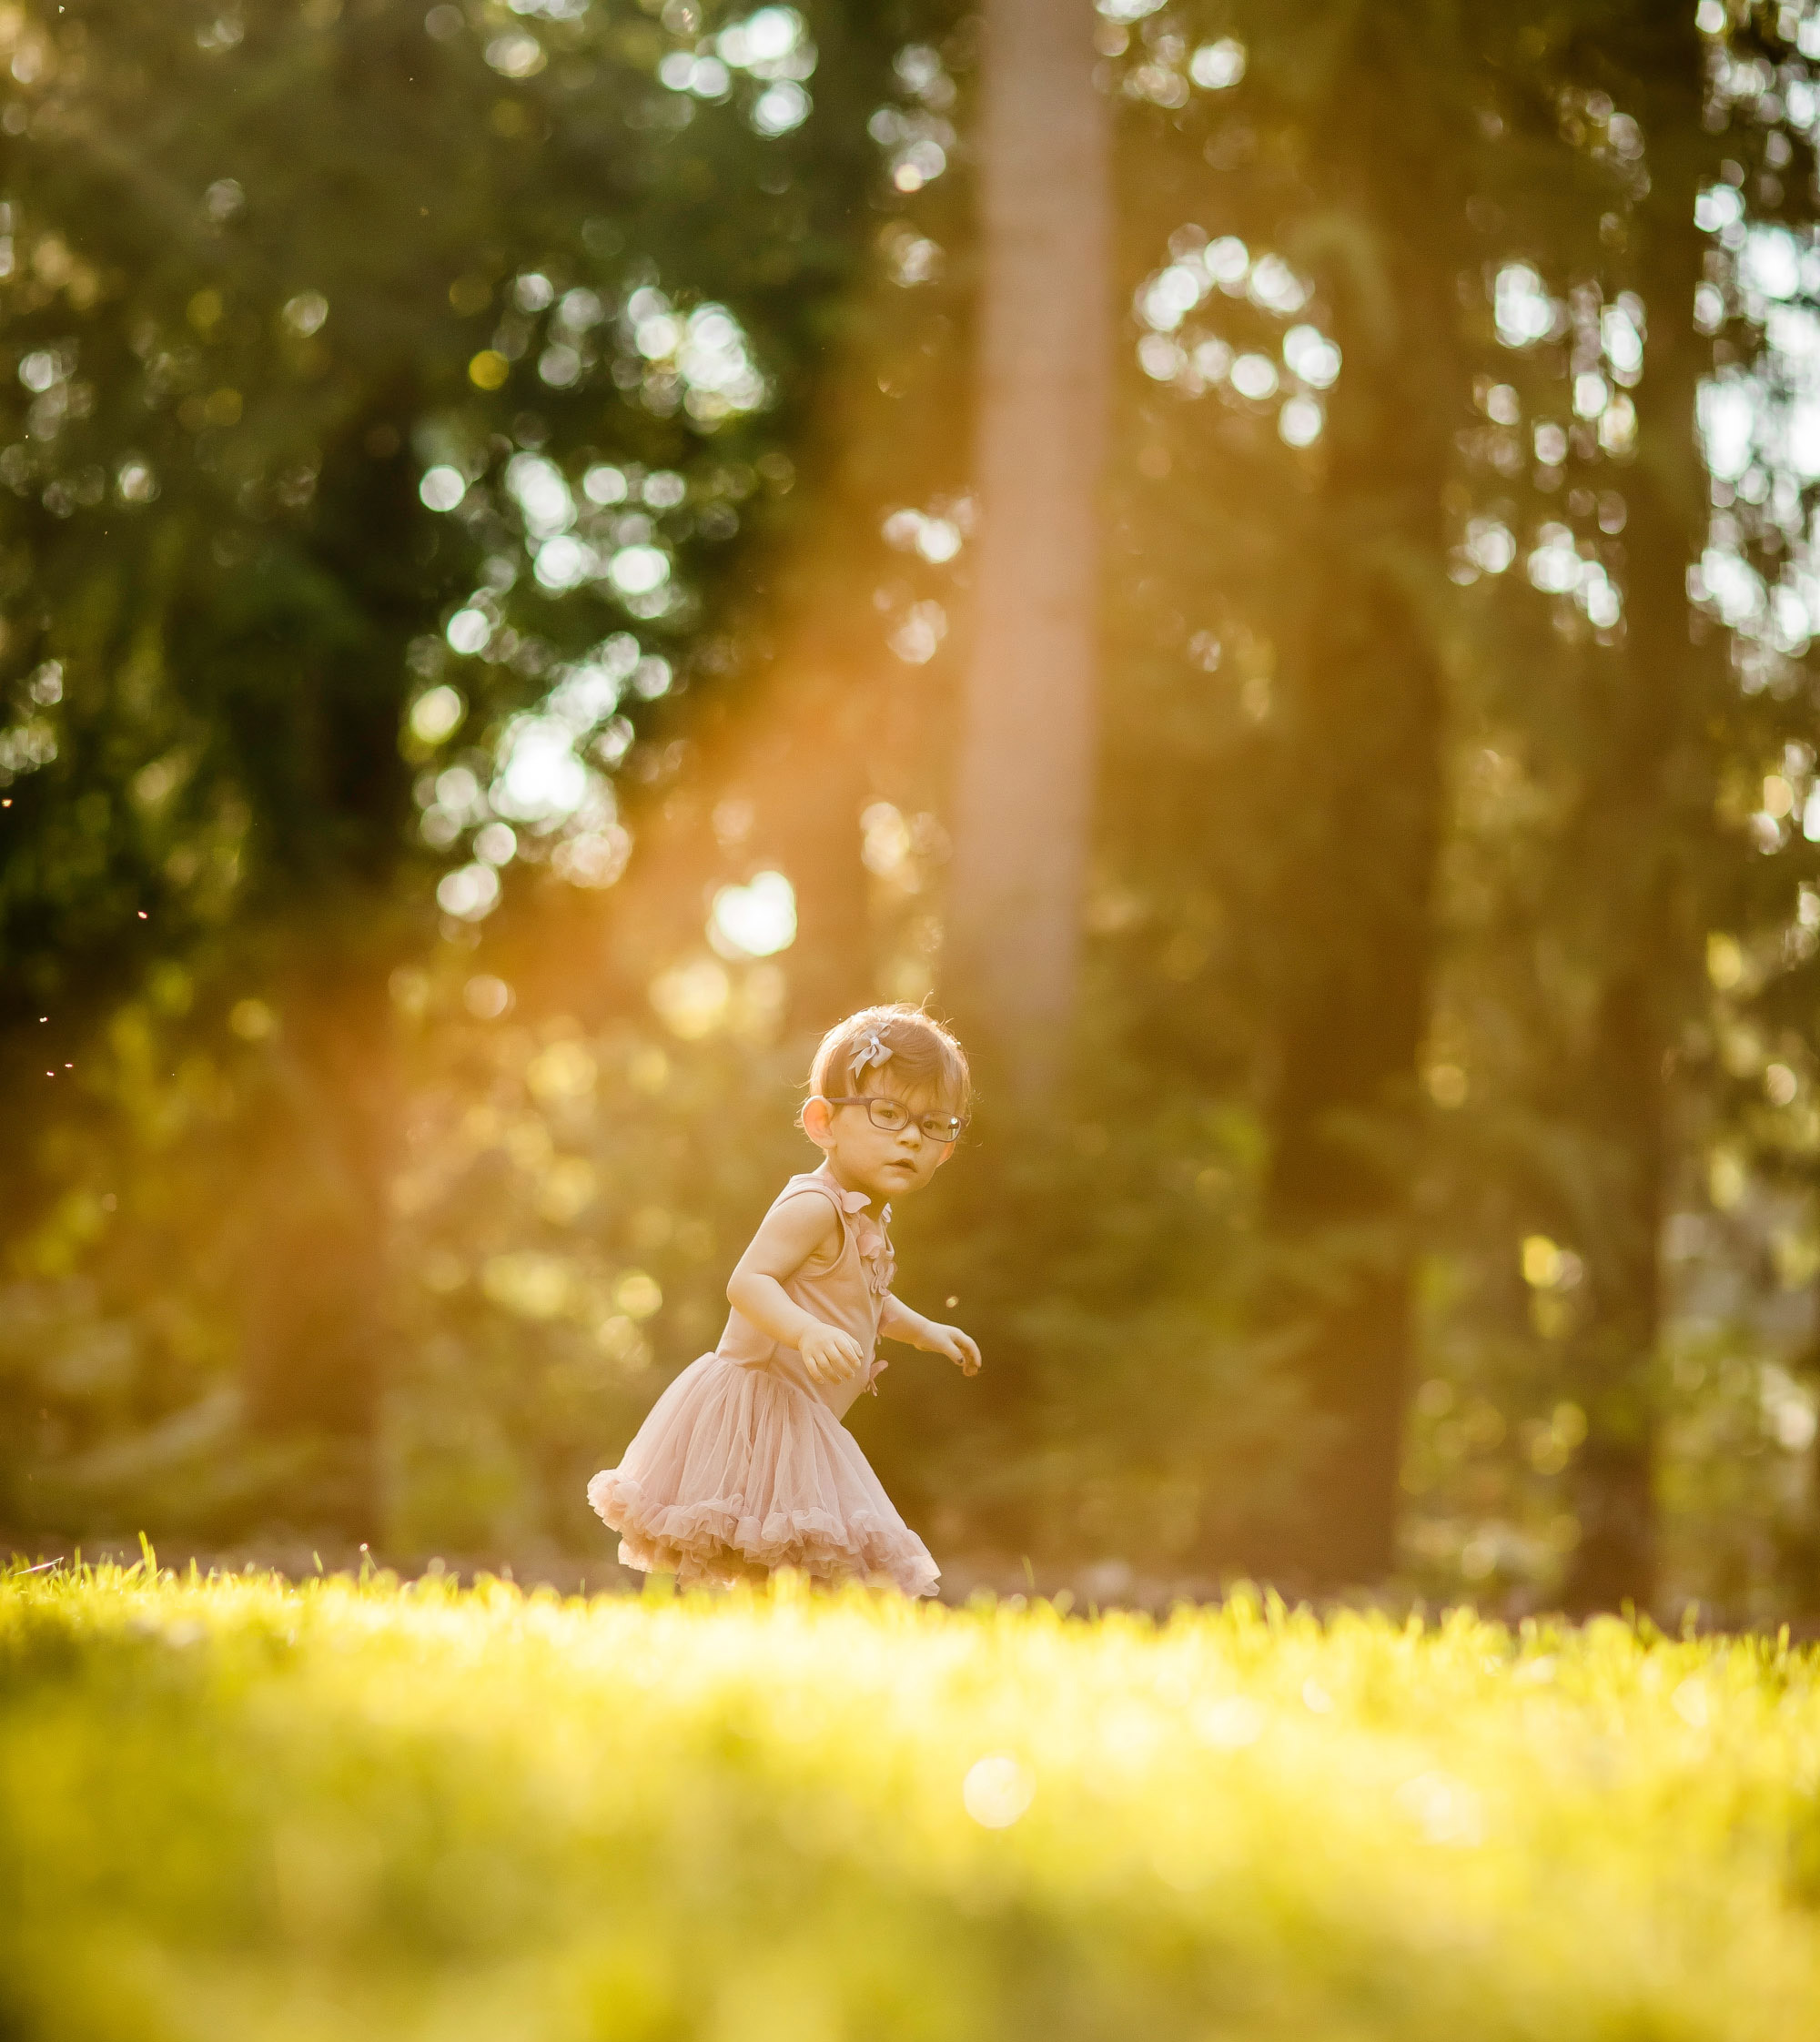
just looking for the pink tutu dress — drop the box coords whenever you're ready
[587,1164,940,1596]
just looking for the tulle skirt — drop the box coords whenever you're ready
[587,1350,939,1597]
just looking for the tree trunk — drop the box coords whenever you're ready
[944,0,1109,1087]
[240,923,399,1538]
[1561,7,1720,1612]
[1253,41,1457,1588]
[1262,571,1443,1588]
[1562,971,1669,1612]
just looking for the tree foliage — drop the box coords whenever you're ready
[10,0,1820,1617]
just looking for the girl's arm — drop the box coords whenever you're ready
[727,1198,868,1386]
[880,1294,982,1376]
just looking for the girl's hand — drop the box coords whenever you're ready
[922,1321,982,1376]
[798,1319,867,1386]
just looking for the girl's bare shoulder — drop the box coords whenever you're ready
[737,1182,842,1269]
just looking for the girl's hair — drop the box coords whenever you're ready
[809,1005,971,1115]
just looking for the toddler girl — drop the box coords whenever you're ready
[587,1005,980,1596]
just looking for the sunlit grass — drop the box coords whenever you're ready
[6,1560,1820,2040]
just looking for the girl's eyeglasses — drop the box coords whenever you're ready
[826,1096,967,1142]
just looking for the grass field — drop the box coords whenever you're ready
[5,1560,1820,2041]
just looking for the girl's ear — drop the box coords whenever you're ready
[802,1096,835,1150]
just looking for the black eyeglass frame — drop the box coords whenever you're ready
[824,1096,969,1142]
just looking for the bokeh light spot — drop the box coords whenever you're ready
[963,1754,1035,1828]
[410,685,465,743]
[708,871,796,957]
[419,465,467,512]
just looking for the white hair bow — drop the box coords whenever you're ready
[851,1030,894,1077]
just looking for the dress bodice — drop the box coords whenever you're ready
[715,1163,895,1420]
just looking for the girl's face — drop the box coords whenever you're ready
[803,1075,958,1207]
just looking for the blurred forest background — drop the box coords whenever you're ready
[6,0,1820,1619]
